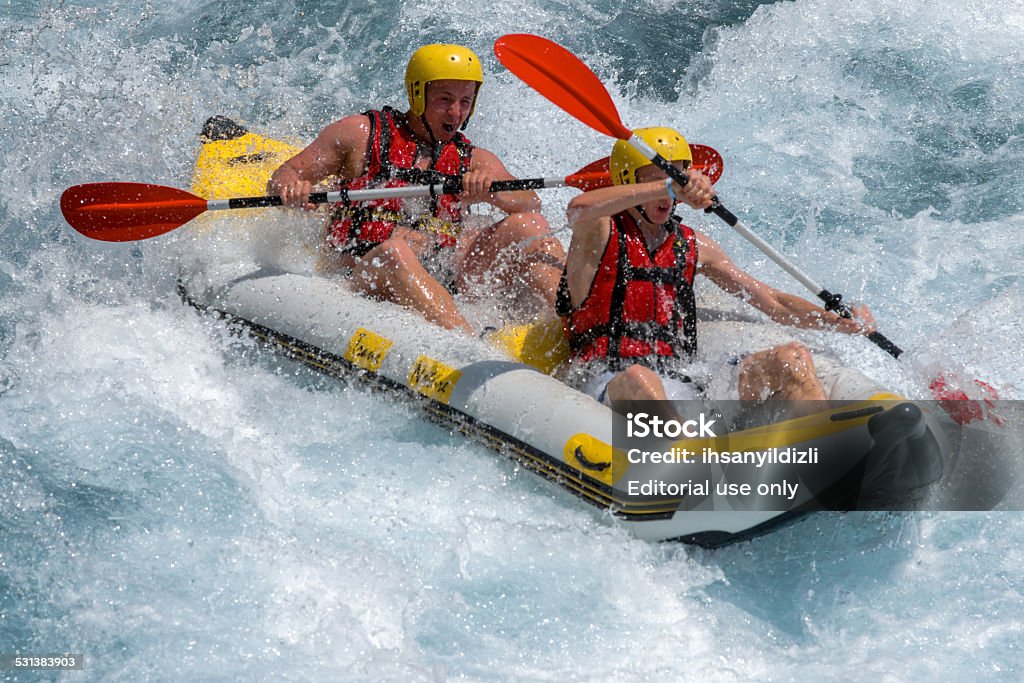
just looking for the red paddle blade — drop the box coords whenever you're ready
[61,182,208,242]
[929,374,1004,426]
[566,157,612,191]
[690,144,724,185]
[495,34,633,141]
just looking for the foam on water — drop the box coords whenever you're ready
[2,0,1023,679]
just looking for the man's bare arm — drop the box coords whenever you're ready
[267,115,371,209]
[696,232,874,334]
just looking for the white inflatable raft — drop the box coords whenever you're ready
[177,116,980,547]
[180,268,955,547]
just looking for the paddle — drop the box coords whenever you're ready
[60,159,612,243]
[494,33,1002,423]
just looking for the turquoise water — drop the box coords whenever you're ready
[2,0,1023,679]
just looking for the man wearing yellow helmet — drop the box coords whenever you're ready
[268,44,564,334]
[558,127,875,412]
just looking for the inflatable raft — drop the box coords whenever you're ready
[181,116,960,547]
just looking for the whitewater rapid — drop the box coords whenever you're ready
[2,0,1022,679]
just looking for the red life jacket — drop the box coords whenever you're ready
[326,107,474,256]
[557,212,699,371]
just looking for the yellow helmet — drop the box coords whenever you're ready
[405,44,484,120]
[610,127,692,185]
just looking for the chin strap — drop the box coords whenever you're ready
[418,114,446,164]
[635,206,674,234]
[419,114,437,144]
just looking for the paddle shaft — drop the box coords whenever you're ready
[628,134,904,359]
[210,177,573,211]
[62,159,612,242]
[705,201,903,358]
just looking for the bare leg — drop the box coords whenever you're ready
[738,342,827,402]
[454,212,565,318]
[605,364,683,419]
[342,237,474,335]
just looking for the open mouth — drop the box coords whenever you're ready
[441,122,457,135]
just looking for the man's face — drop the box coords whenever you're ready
[422,79,478,140]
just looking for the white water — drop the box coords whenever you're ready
[2,0,1023,679]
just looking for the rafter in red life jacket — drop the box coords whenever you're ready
[557,211,699,373]
[327,107,473,256]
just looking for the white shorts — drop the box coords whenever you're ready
[575,352,747,406]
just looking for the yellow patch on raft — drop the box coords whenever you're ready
[485,318,570,375]
[563,432,630,487]
[344,328,393,373]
